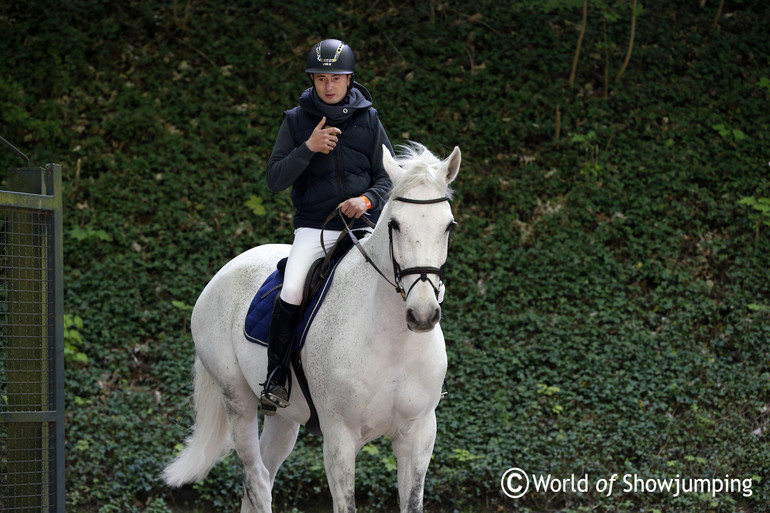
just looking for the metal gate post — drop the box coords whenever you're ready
[1,138,64,513]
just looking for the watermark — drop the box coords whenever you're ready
[500,468,754,499]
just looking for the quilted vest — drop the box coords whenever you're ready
[283,105,382,230]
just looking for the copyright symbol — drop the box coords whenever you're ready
[501,467,529,499]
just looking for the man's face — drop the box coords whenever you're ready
[313,73,351,104]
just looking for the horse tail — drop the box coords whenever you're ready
[162,357,232,486]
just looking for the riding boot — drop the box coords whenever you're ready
[261,297,301,414]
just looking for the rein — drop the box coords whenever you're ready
[323,196,452,302]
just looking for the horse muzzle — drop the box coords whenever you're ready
[406,302,441,332]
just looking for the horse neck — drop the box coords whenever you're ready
[358,216,395,288]
[340,211,402,307]
[336,221,409,343]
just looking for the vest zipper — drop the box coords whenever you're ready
[334,131,346,201]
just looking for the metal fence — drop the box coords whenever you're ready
[0,141,65,513]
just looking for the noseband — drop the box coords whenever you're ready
[335,196,453,302]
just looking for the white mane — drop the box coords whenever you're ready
[389,143,454,200]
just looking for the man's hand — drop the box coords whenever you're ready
[306,116,341,153]
[339,196,369,219]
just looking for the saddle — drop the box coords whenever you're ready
[243,224,369,436]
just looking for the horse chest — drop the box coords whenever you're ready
[351,378,436,441]
[305,336,444,435]
[358,350,445,435]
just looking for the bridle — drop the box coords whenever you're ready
[387,196,454,301]
[325,196,454,302]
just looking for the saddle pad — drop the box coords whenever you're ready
[243,259,342,351]
[243,270,283,347]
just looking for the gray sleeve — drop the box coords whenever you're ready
[265,117,315,192]
[363,118,394,211]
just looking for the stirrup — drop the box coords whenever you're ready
[261,382,290,409]
[260,394,277,416]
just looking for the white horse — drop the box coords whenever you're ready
[163,143,461,513]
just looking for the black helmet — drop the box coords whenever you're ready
[305,39,355,74]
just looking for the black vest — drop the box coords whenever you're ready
[283,106,382,230]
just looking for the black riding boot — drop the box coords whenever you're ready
[261,297,301,414]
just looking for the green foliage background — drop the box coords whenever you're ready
[2,1,769,512]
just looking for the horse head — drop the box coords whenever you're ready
[380,143,461,332]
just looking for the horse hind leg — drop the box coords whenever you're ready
[163,358,274,512]
[220,375,274,513]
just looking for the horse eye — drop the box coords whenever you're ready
[389,220,401,232]
[447,221,458,232]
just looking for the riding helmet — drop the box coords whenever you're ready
[305,39,355,74]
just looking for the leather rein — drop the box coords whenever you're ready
[321,196,453,302]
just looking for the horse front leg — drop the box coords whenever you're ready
[323,431,359,513]
[391,413,438,513]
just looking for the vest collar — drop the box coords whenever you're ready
[300,83,373,125]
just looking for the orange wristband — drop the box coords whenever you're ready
[360,195,372,210]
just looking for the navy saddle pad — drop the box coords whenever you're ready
[243,257,341,351]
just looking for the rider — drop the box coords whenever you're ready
[261,38,394,413]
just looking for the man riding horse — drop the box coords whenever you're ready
[262,39,394,412]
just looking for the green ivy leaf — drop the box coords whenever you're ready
[171,300,194,312]
[245,195,267,216]
[361,444,380,456]
[68,226,113,242]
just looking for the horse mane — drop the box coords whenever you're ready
[389,142,454,200]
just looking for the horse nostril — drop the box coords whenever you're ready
[430,307,441,326]
[406,308,418,327]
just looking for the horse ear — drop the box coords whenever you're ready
[382,144,403,181]
[441,146,461,185]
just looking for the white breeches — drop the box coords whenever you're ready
[280,227,344,305]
